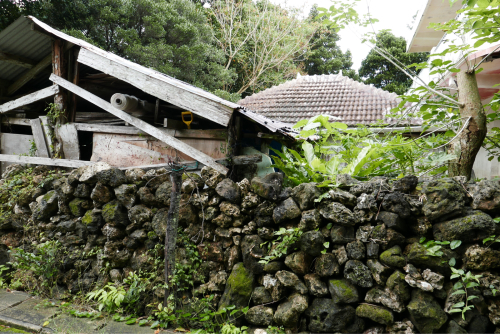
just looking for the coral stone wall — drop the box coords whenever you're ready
[2,163,500,333]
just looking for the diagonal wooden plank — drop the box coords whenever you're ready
[77,48,233,126]
[49,74,229,175]
[0,154,93,168]
[8,54,52,96]
[0,86,59,113]
[30,118,50,158]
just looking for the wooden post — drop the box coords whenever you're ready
[52,39,67,122]
[164,163,183,305]
[68,48,79,123]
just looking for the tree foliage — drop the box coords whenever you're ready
[359,31,429,95]
[302,5,358,80]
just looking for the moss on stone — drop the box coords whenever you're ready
[148,231,158,240]
[218,262,254,310]
[379,246,405,268]
[328,279,358,303]
[356,304,394,325]
[81,210,93,225]
[0,325,30,333]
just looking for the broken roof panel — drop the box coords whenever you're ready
[238,74,415,126]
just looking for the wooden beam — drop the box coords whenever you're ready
[0,50,37,69]
[8,54,52,96]
[57,123,80,159]
[0,154,93,168]
[30,118,50,158]
[50,74,228,175]
[119,154,262,171]
[77,48,233,126]
[0,86,59,113]
[39,116,54,158]
[2,117,31,126]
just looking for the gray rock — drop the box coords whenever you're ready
[151,208,168,240]
[336,174,359,188]
[124,229,147,249]
[273,198,301,224]
[366,259,392,285]
[464,244,500,270]
[422,269,444,290]
[346,240,366,260]
[314,253,340,277]
[284,251,311,275]
[69,198,92,217]
[96,168,127,188]
[91,182,114,206]
[392,175,418,193]
[376,211,405,233]
[181,173,205,194]
[32,190,59,221]
[304,274,328,297]
[102,223,125,240]
[299,231,325,257]
[356,304,394,325]
[367,242,379,259]
[386,270,411,302]
[251,173,283,201]
[141,169,169,190]
[386,319,416,334]
[328,188,357,208]
[73,183,91,198]
[328,278,359,303]
[201,166,224,188]
[298,209,321,231]
[219,263,254,311]
[356,225,374,242]
[331,225,355,244]
[276,270,308,294]
[365,287,405,313]
[114,184,137,209]
[382,192,411,218]
[344,260,373,288]
[334,246,348,265]
[245,306,274,326]
[155,181,172,206]
[79,162,112,184]
[379,246,406,268]
[216,179,241,203]
[128,205,152,225]
[81,210,104,233]
[124,168,145,185]
[433,209,499,243]
[252,286,273,305]
[421,178,467,221]
[102,200,129,226]
[320,202,357,226]
[273,293,308,328]
[305,298,356,333]
[444,320,467,334]
[471,180,500,213]
[104,241,131,267]
[291,182,321,210]
[407,290,447,333]
[137,186,158,207]
[241,235,266,274]
[263,261,286,274]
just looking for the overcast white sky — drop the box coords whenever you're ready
[273,0,428,70]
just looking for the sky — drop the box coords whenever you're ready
[273,0,428,70]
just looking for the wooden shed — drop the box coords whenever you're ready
[0,16,296,177]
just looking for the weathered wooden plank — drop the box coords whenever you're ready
[0,50,37,69]
[2,117,31,126]
[50,74,228,175]
[57,123,80,160]
[30,118,50,158]
[39,116,54,158]
[230,154,262,165]
[77,48,233,126]
[0,154,93,168]
[8,54,52,96]
[164,118,186,130]
[0,86,59,113]
[174,129,227,140]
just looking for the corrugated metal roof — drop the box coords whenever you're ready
[0,16,52,81]
[238,74,421,126]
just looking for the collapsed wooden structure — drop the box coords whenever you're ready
[0,16,296,176]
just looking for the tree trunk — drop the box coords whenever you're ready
[448,71,487,180]
[164,166,183,305]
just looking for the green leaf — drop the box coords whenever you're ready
[126,318,137,325]
[476,67,484,74]
[466,282,480,288]
[419,237,426,244]
[150,321,160,329]
[302,142,315,164]
[449,68,461,73]
[450,240,462,250]
[467,295,479,301]
[453,302,465,308]
[452,290,466,295]
[449,258,456,267]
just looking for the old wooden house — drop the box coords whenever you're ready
[0,16,296,178]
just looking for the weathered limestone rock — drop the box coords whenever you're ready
[128,205,152,225]
[305,298,357,333]
[219,263,254,310]
[386,270,411,302]
[328,278,359,304]
[303,274,328,297]
[328,188,357,208]
[433,210,498,243]
[344,260,373,288]
[154,181,172,206]
[386,319,416,334]
[114,184,137,209]
[102,200,129,226]
[124,168,145,185]
[33,190,58,221]
[331,225,355,244]
[241,235,265,274]
[367,259,392,285]
[102,223,125,240]
[298,209,321,231]
[273,198,301,224]
[464,244,500,270]
[346,240,366,260]
[300,231,325,257]
[69,198,92,217]
[314,253,340,277]
[382,192,411,218]
[251,173,283,201]
[79,162,112,184]
[245,306,274,326]
[276,270,308,294]
[421,178,467,221]
[285,251,311,275]
[376,211,405,233]
[216,179,241,203]
[252,286,273,305]
[91,182,114,206]
[407,290,447,333]
[392,175,418,193]
[320,202,357,226]
[356,304,394,325]
[380,246,406,268]
[291,182,321,210]
[471,180,500,213]
[405,242,455,274]
[137,186,158,207]
[365,287,405,313]
[73,183,91,198]
[274,293,308,328]
[181,173,205,194]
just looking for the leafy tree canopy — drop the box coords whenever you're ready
[303,5,359,80]
[358,31,429,95]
